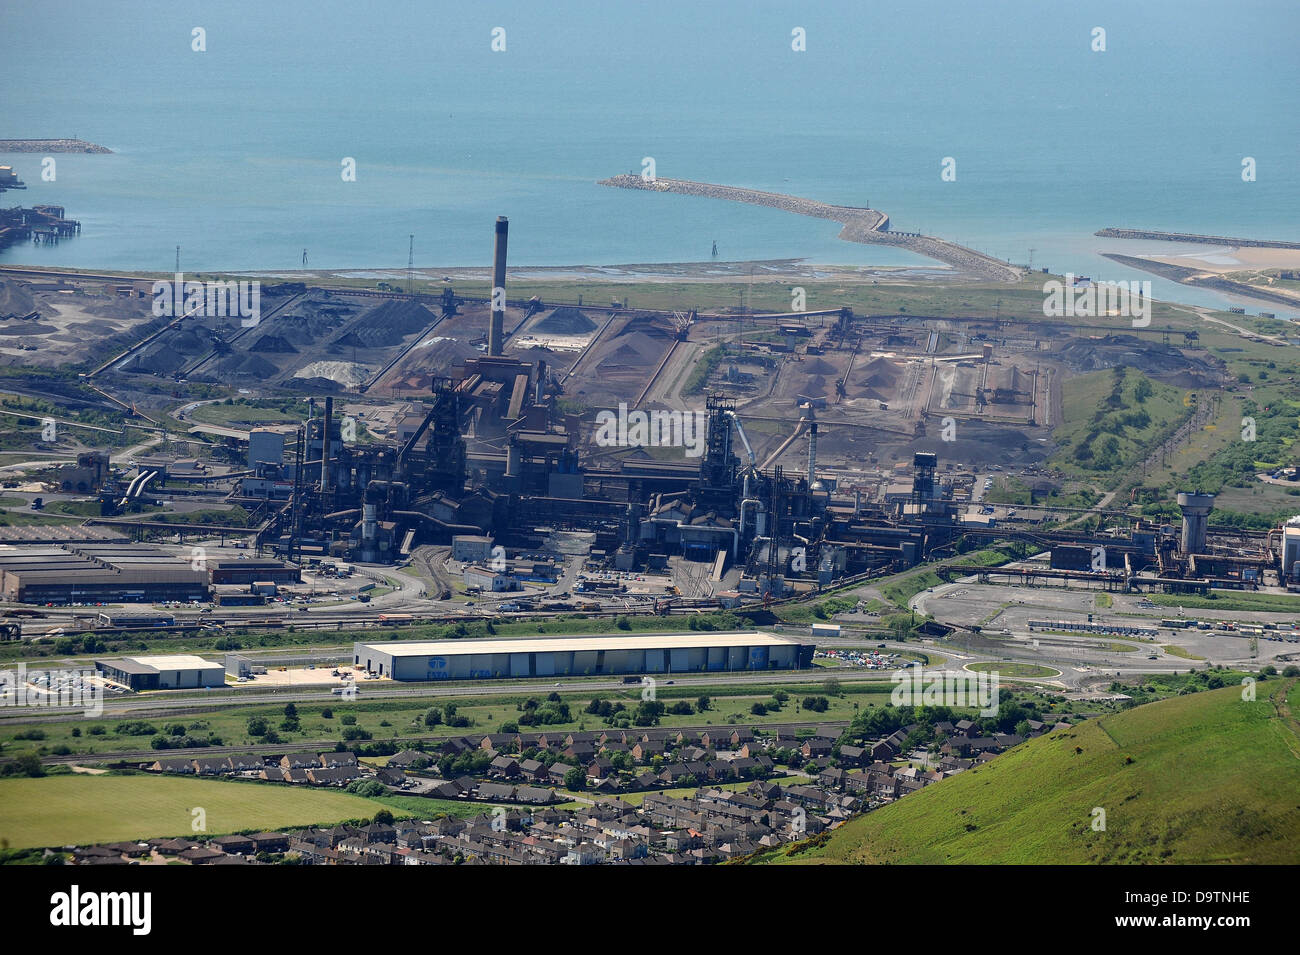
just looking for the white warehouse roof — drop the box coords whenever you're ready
[358,631,802,657]
[124,654,224,671]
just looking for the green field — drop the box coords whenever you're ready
[967,662,1058,678]
[0,681,896,758]
[749,679,1300,864]
[0,774,394,849]
[1148,591,1300,614]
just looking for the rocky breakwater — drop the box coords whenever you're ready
[600,174,1020,281]
[0,139,112,153]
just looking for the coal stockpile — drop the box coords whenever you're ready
[533,306,597,335]
[1056,334,1221,384]
[330,299,438,350]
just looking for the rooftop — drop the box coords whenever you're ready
[358,631,804,657]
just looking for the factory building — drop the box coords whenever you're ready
[353,631,814,681]
[95,654,226,691]
[0,543,209,604]
[451,534,494,562]
[208,559,300,586]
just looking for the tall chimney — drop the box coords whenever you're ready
[489,216,508,356]
[807,421,818,486]
[320,396,333,493]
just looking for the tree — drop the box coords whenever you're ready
[750,702,768,716]
[696,695,711,712]
[563,767,587,791]
[4,752,44,777]
[822,678,842,697]
[283,702,298,719]
[423,707,442,727]
[246,716,269,737]
[372,809,394,826]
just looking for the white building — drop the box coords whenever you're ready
[463,565,515,592]
[1283,516,1300,586]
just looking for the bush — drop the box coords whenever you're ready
[115,721,158,737]
[246,717,269,737]
[340,714,357,726]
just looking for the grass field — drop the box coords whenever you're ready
[748,679,1300,865]
[1148,591,1300,614]
[0,681,898,758]
[0,774,393,849]
[967,662,1059,678]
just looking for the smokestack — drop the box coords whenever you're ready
[807,422,817,485]
[489,216,508,356]
[321,396,333,493]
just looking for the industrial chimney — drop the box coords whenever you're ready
[320,396,333,493]
[489,216,508,356]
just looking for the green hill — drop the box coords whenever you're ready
[753,678,1300,865]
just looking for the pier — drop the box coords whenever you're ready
[599,174,1022,281]
[0,205,81,251]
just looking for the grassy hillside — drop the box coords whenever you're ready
[1050,366,1190,481]
[751,678,1300,865]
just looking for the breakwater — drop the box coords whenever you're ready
[0,139,112,154]
[1096,228,1300,250]
[599,174,1021,281]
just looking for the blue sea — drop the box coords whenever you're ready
[2,0,1298,314]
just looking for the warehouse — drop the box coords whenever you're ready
[353,632,814,682]
[96,654,226,691]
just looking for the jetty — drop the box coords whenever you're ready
[0,205,82,251]
[599,174,1021,281]
[1096,228,1300,250]
[0,139,111,154]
